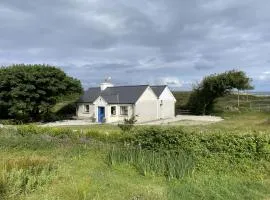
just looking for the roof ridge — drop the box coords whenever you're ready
[86,85,167,89]
[84,87,100,92]
[86,85,149,90]
[107,85,149,88]
[86,87,100,89]
[150,85,167,87]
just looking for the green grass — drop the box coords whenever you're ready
[168,175,270,200]
[1,111,270,199]
[0,138,167,200]
[201,111,270,132]
[1,141,269,200]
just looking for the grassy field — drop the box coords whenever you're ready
[1,93,270,199]
[1,110,270,200]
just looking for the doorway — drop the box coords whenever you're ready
[98,107,105,123]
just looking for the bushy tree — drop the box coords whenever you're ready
[0,64,82,121]
[187,70,253,115]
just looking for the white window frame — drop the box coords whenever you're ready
[120,106,128,116]
[111,106,116,116]
[84,104,90,113]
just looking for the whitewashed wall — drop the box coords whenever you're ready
[106,104,134,123]
[77,97,134,123]
[159,100,175,118]
[135,87,158,122]
[158,87,176,119]
[77,103,95,119]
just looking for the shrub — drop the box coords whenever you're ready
[118,116,137,132]
[0,119,24,125]
[55,103,77,119]
[14,125,121,144]
[16,126,74,138]
[125,127,200,154]
[41,112,62,122]
[91,117,96,123]
[124,127,270,160]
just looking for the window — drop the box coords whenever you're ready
[84,105,90,113]
[120,106,128,115]
[111,106,116,115]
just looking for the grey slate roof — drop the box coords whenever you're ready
[78,85,168,104]
[78,87,101,103]
[78,85,152,104]
[151,85,167,97]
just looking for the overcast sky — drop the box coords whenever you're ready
[1,0,270,91]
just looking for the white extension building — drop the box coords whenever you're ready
[76,80,176,123]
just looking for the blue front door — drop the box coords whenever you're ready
[98,107,105,123]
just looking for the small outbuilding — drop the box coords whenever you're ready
[76,80,176,123]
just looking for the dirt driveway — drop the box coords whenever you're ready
[139,115,223,125]
[40,115,223,127]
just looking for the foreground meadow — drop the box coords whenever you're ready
[0,112,270,200]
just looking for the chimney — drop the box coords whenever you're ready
[100,77,114,91]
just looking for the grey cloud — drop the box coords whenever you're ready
[194,65,215,71]
[1,0,270,90]
[80,63,135,71]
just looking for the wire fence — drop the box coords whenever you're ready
[222,99,270,112]
[248,100,270,112]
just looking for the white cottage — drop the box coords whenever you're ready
[76,81,176,123]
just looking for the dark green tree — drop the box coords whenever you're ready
[0,64,82,121]
[187,70,253,115]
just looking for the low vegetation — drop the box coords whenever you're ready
[0,156,55,199]
[0,113,270,199]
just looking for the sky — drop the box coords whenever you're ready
[1,0,270,91]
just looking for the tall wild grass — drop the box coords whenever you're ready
[107,147,194,180]
[0,156,55,199]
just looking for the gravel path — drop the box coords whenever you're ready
[139,115,223,125]
[40,120,97,127]
[40,115,223,127]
